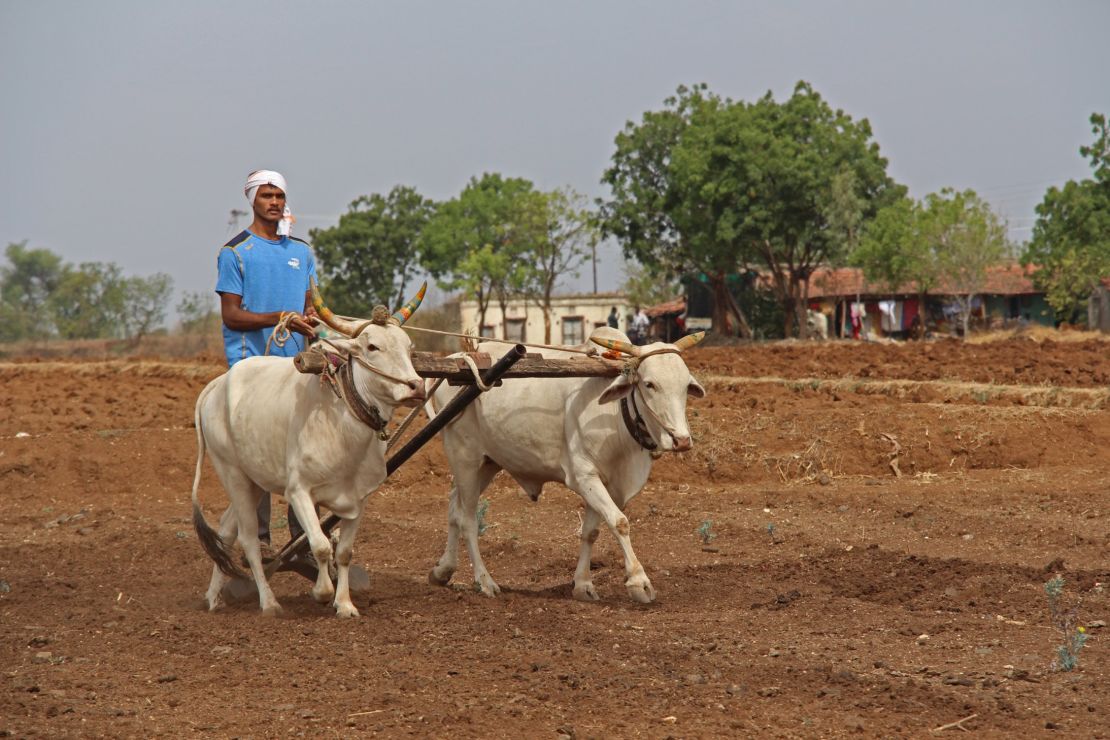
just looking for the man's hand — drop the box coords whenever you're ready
[290,313,318,336]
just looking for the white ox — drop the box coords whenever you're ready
[190,284,426,617]
[428,328,706,603]
[806,309,829,340]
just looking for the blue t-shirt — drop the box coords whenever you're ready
[216,229,318,367]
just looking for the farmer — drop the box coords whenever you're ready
[216,169,318,553]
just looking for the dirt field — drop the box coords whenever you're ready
[1,337,1107,737]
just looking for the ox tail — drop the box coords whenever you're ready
[190,381,245,579]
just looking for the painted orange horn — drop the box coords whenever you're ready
[672,331,706,352]
[590,335,641,357]
[392,281,427,326]
[310,278,371,337]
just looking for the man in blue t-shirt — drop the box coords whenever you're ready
[216,169,318,549]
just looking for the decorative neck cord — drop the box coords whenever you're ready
[619,348,684,456]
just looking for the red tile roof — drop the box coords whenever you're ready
[645,296,686,317]
[804,263,1041,298]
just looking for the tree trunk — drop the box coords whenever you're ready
[962,294,973,339]
[793,275,810,340]
[543,302,552,344]
[708,272,751,339]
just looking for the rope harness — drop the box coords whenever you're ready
[264,311,300,355]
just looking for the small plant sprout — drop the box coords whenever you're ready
[1044,575,1089,672]
[696,519,716,545]
[766,523,783,544]
[476,498,491,537]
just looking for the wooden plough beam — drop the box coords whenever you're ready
[296,349,625,383]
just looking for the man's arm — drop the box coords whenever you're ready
[219,292,315,335]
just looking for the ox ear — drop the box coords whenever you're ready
[598,374,634,405]
[688,377,706,399]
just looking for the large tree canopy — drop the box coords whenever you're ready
[422,173,545,334]
[1022,113,1110,322]
[309,185,434,317]
[601,82,902,337]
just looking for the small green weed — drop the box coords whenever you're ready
[696,519,716,545]
[766,523,783,544]
[1045,575,1089,672]
[476,498,491,537]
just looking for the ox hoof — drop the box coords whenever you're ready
[573,582,600,602]
[335,603,360,619]
[474,575,501,598]
[261,603,283,618]
[312,586,335,605]
[205,596,225,612]
[428,567,454,587]
[626,581,656,604]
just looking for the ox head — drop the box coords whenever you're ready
[311,279,427,408]
[591,328,707,452]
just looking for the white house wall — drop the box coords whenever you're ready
[459,294,631,345]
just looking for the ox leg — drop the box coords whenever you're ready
[431,460,501,596]
[572,506,603,602]
[286,488,334,606]
[331,512,362,618]
[429,482,464,587]
[573,477,655,604]
[204,506,238,611]
[230,481,282,616]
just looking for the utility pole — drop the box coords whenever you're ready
[227,208,248,235]
[591,242,598,294]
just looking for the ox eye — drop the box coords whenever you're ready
[365,343,379,352]
[644,381,656,390]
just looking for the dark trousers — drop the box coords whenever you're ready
[257,496,309,543]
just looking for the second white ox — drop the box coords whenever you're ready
[190,284,426,617]
[428,328,706,603]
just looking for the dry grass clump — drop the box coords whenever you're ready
[701,375,1110,411]
[966,325,1110,344]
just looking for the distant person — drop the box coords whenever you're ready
[630,305,650,345]
[607,306,619,329]
[216,169,318,554]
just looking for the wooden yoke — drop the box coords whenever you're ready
[294,349,623,384]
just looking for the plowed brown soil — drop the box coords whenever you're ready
[1,338,1108,738]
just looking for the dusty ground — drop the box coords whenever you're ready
[1,337,1107,738]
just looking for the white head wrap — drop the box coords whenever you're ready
[244,170,294,236]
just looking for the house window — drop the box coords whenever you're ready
[480,325,495,338]
[562,316,585,345]
[505,318,526,342]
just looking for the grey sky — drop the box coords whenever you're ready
[2,1,1107,312]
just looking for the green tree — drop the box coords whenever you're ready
[929,189,1010,337]
[47,262,126,339]
[0,242,66,341]
[853,189,1009,337]
[520,188,597,343]
[601,82,902,338]
[176,290,220,335]
[1022,113,1110,322]
[309,185,435,316]
[117,273,173,345]
[422,173,541,335]
[852,197,943,328]
[622,261,681,310]
[599,85,755,337]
